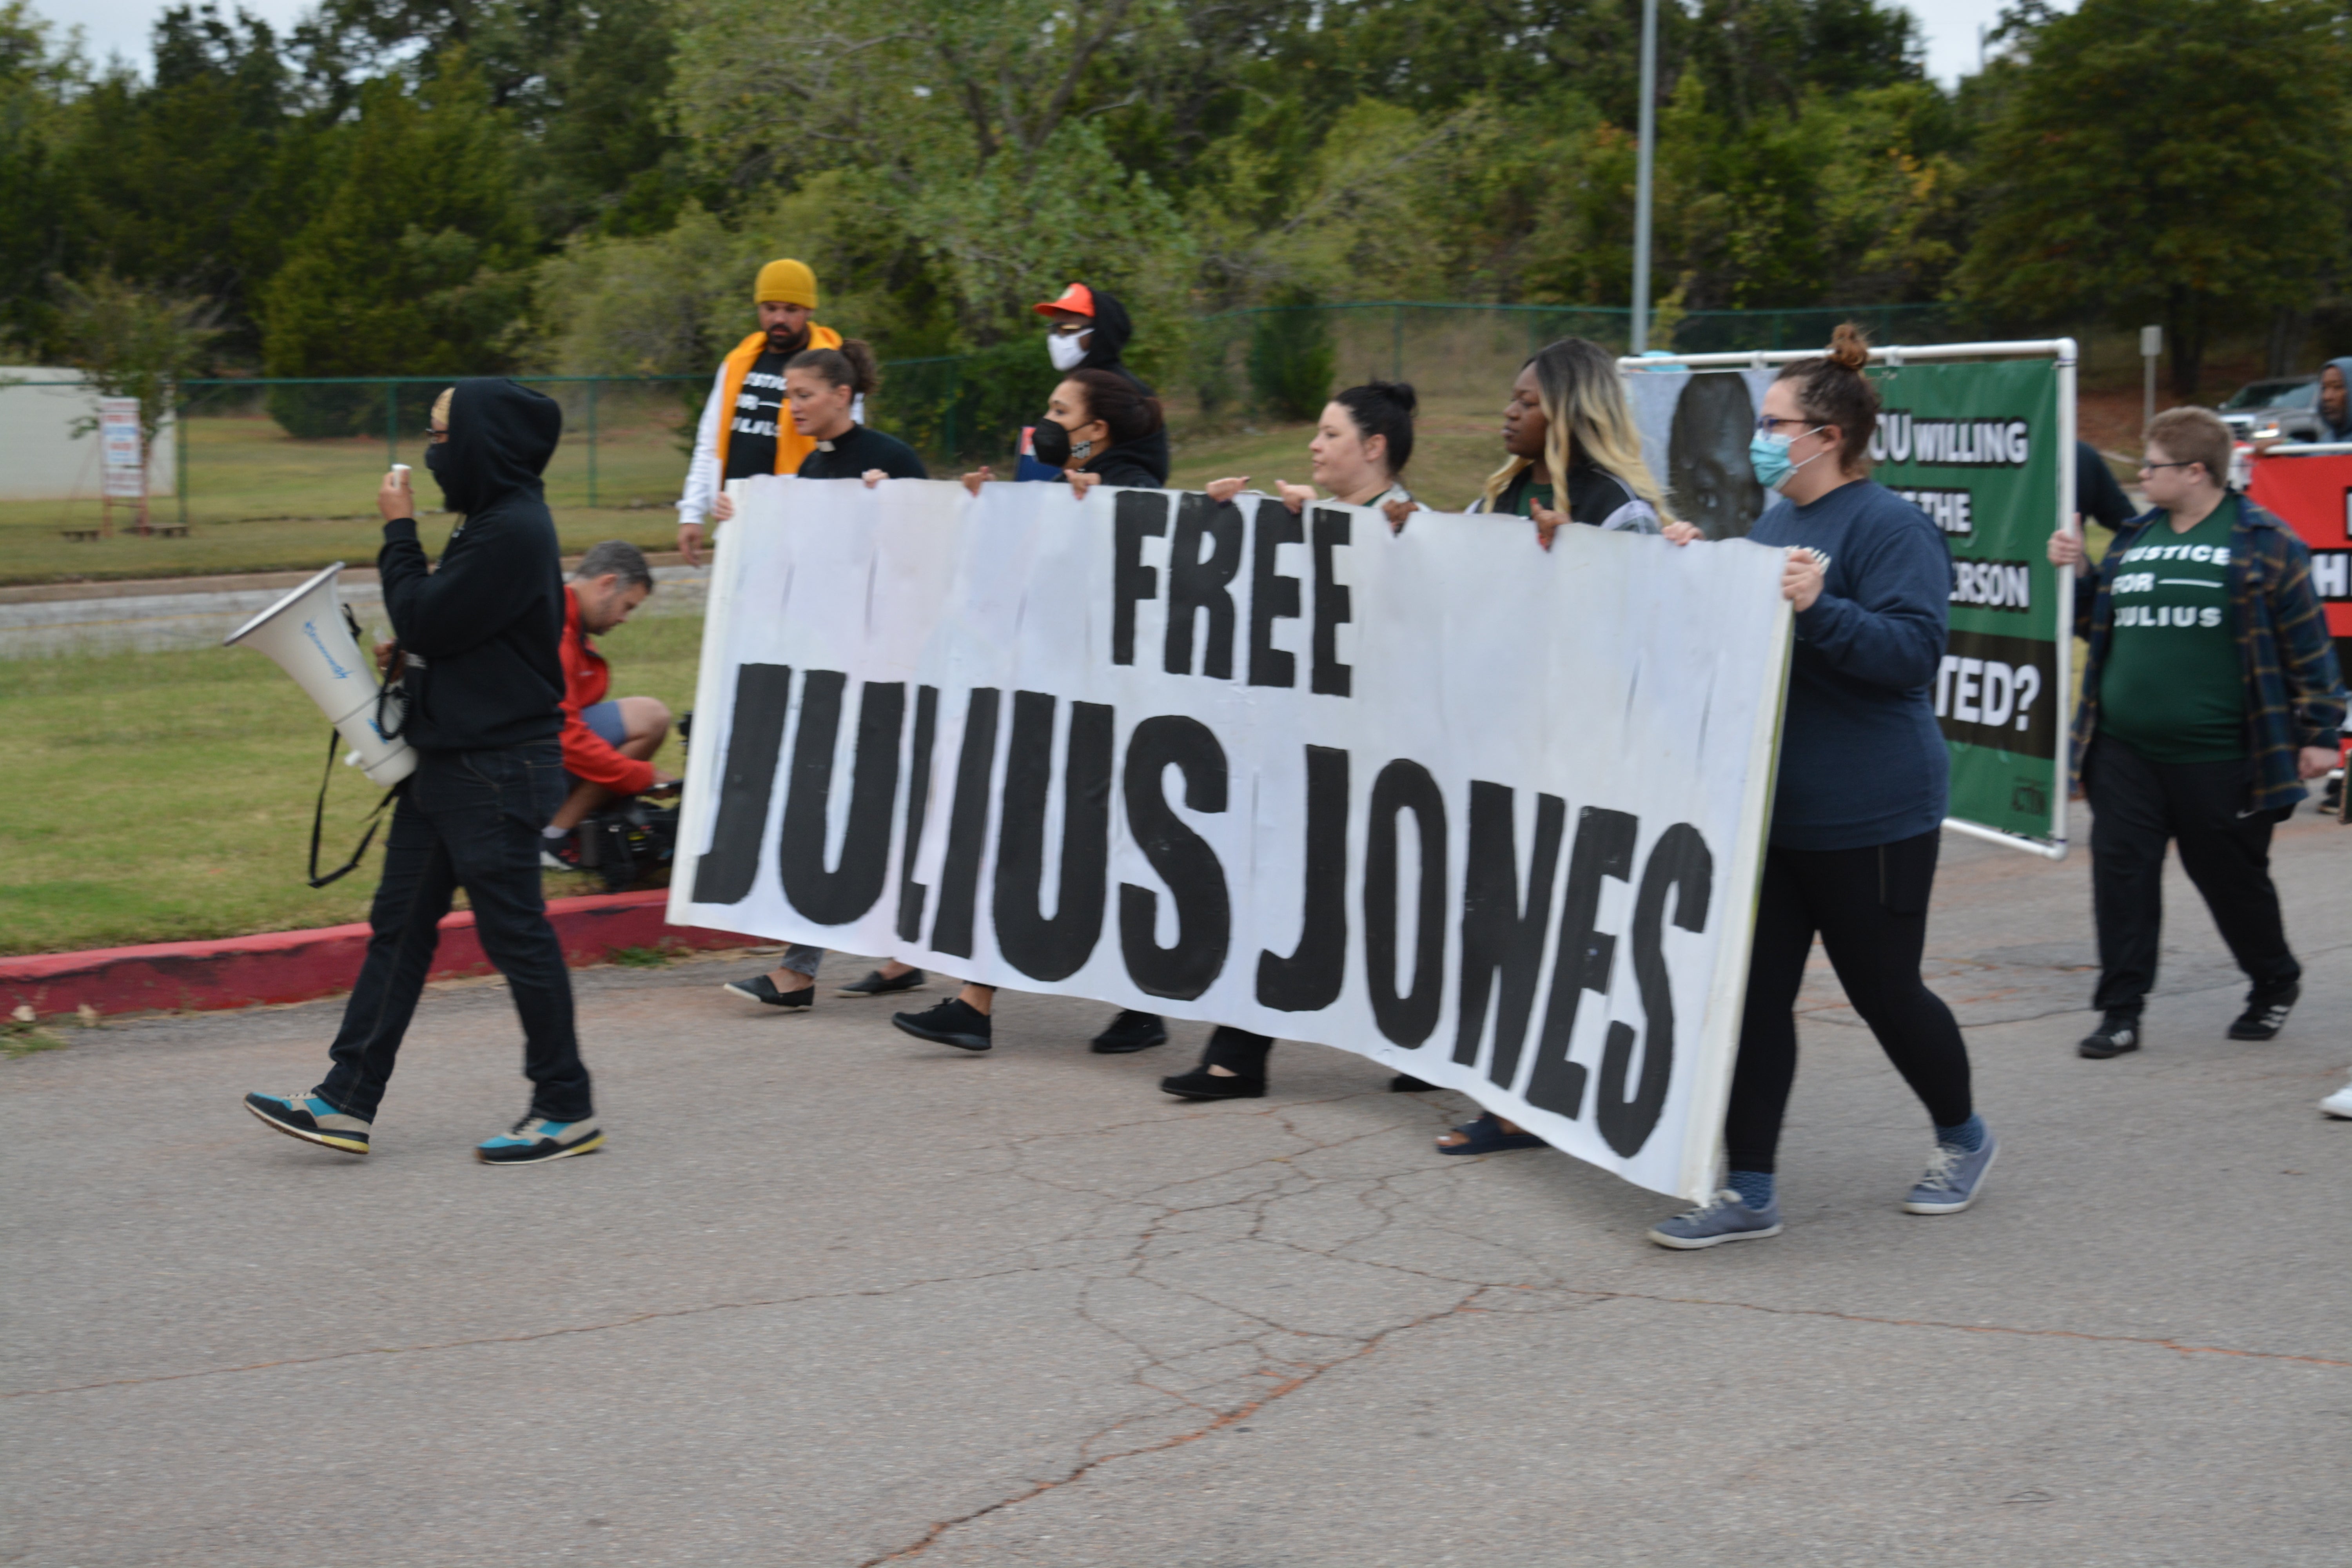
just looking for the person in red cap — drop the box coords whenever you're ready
[1032,283,1170,485]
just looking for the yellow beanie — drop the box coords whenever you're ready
[754,258,818,308]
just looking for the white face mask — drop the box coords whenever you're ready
[1047,330,1090,372]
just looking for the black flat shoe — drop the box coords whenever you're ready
[838,968,926,998]
[893,997,993,1052]
[1159,1066,1264,1100]
[723,973,813,1009]
[2077,1013,2140,1058]
[1388,1073,1436,1092]
[1092,1009,1169,1053]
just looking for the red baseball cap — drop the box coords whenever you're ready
[1032,283,1094,318]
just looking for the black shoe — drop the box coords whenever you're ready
[1160,1066,1265,1100]
[2078,1014,2141,1059]
[1388,1073,1437,1092]
[1091,1009,1169,1054]
[722,973,814,1009]
[893,997,993,1051]
[837,967,926,998]
[2228,982,2299,1041]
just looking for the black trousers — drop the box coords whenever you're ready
[1202,1026,1273,1076]
[1724,829,1972,1174]
[319,743,592,1122]
[2084,733,2298,1018]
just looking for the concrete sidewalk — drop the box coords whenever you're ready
[4,807,2347,1566]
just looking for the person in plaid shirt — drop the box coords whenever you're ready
[2048,407,2345,1061]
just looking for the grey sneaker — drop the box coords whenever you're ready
[1903,1132,1999,1214]
[1647,1190,1784,1250]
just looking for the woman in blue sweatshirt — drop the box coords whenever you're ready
[1649,325,1995,1249]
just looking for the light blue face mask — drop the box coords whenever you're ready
[1749,425,1827,491]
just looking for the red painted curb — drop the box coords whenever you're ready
[0,890,766,1020]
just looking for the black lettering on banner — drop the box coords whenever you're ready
[1119,716,1231,999]
[690,662,793,905]
[1257,745,1350,1012]
[1311,507,1354,697]
[1112,492,1168,666]
[993,692,1114,982]
[1932,627,2059,759]
[1164,492,1244,679]
[1364,759,1446,1045]
[928,687,1000,958]
[1598,823,1713,1157]
[1522,807,1638,1118]
[1453,784,1567,1092]
[1249,500,1304,688]
[778,673,905,924]
[895,685,939,943]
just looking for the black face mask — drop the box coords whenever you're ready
[1033,417,1093,468]
[423,442,446,477]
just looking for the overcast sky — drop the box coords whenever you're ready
[36,0,2024,89]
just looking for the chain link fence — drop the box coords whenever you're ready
[156,303,1982,526]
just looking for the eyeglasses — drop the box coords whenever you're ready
[2136,459,2194,474]
[1754,416,1815,434]
[424,426,448,443]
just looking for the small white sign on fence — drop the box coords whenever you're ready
[99,397,144,499]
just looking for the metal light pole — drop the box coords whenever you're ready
[1629,0,1659,354]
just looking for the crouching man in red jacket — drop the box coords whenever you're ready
[545,540,674,862]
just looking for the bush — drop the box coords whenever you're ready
[871,338,1061,469]
[1246,292,1334,421]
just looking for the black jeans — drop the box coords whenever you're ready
[1201,1026,1274,1077]
[1724,830,1972,1174]
[2084,733,2298,1019]
[319,742,592,1122]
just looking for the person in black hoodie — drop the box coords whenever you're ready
[243,379,603,1167]
[1033,282,1170,484]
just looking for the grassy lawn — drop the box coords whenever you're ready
[4,613,703,956]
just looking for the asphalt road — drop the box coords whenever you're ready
[4,804,2347,1566]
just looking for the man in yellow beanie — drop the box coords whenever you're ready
[675,259,843,564]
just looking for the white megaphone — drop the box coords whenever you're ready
[224,561,416,788]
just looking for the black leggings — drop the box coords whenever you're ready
[1724,829,1971,1173]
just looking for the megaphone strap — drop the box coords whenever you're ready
[307,727,401,889]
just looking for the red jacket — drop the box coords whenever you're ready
[559,586,655,795]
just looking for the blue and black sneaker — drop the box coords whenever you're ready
[477,1114,604,1165]
[245,1089,372,1154]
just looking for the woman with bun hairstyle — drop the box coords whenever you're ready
[715,338,930,1014]
[902,372,1177,1057]
[1164,382,1434,1102]
[1648,324,1994,1249]
[1202,380,1419,533]
[1471,336,1666,546]
[707,341,927,541]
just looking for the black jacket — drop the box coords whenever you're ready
[797,424,928,480]
[1068,445,1164,490]
[381,379,568,752]
[1075,288,1171,485]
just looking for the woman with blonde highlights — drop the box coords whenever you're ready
[1470,336,1668,546]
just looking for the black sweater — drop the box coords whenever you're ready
[796,424,928,480]
[380,378,568,752]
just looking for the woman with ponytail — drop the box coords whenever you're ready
[1470,337,1668,545]
[1649,324,1996,1249]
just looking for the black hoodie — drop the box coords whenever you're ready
[1073,288,1171,485]
[380,378,568,752]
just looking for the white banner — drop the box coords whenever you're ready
[670,478,1792,1199]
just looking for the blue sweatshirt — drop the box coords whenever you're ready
[1749,478,1952,850]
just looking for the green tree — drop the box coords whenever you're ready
[260,64,536,432]
[1957,0,2352,395]
[53,269,223,470]
[0,2,87,354]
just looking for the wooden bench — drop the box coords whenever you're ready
[59,529,101,542]
[154,525,190,538]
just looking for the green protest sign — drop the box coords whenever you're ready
[1867,357,2073,849]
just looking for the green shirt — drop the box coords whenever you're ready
[2098,495,2245,762]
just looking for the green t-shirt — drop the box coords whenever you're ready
[2098,495,2245,762]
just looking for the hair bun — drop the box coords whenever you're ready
[1827,322,1871,371]
[1368,379,1418,415]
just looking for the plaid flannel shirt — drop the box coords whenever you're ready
[2071,492,2347,814]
